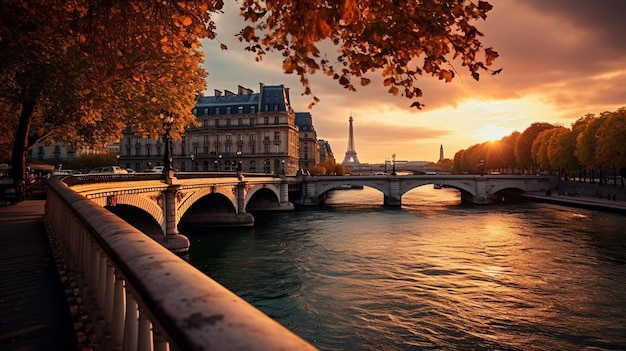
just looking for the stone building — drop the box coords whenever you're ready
[295,112,320,171]
[318,139,335,163]
[119,83,301,174]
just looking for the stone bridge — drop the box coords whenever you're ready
[293,174,558,207]
[61,172,292,252]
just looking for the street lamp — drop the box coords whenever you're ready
[218,154,222,172]
[190,154,195,172]
[236,151,242,179]
[161,111,174,173]
[281,159,285,175]
[391,154,397,176]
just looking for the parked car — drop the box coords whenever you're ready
[144,166,164,172]
[88,166,128,174]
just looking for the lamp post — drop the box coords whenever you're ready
[384,158,388,173]
[218,154,222,172]
[478,159,485,176]
[391,154,397,176]
[281,159,285,175]
[236,151,242,179]
[190,154,195,172]
[161,111,174,173]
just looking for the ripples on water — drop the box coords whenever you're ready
[187,187,626,351]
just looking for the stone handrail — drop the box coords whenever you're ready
[45,177,316,351]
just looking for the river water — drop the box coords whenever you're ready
[186,186,626,351]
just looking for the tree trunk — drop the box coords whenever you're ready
[10,99,36,181]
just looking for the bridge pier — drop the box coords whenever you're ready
[384,178,402,207]
[163,184,190,253]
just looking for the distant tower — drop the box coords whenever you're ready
[342,115,361,165]
[439,144,444,162]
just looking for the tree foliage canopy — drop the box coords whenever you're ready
[238,0,499,108]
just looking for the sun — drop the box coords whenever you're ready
[472,124,512,142]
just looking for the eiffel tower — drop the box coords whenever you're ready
[342,115,361,165]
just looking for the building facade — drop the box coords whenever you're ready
[119,84,301,175]
[318,139,335,164]
[295,112,320,171]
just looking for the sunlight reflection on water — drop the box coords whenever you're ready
[188,186,626,351]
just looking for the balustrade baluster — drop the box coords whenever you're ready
[137,309,153,351]
[113,275,126,348]
[123,292,139,351]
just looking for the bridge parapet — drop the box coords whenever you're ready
[45,177,316,351]
[293,174,558,206]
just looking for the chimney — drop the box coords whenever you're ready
[214,89,222,97]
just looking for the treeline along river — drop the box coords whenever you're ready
[185,186,626,350]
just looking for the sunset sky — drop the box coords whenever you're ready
[200,0,626,164]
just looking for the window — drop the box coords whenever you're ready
[251,106,256,113]
[204,108,209,115]
[237,145,243,153]
[238,106,243,114]
[214,107,219,115]
[203,146,208,154]
[274,104,279,111]
[126,148,131,156]
[274,116,279,124]
[264,144,270,153]
[203,119,209,127]
[249,117,255,126]
[249,160,256,172]
[214,135,220,142]
[203,135,209,142]
[146,146,151,156]
[274,131,280,140]
[264,117,269,125]
[226,119,231,126]
[249,134,255,142]
[249,145,255,155]
[214,146,220,154]
[193,146,198,155]
[274,144,280,153]
[226,106,231,114]
[225,134,232,142]
[238,134,243,142]
[135,147,141,156]
[225,145,231,153]
[264,131,270,140]
[238,118,243,126]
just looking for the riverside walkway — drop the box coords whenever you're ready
[0,186,77,350]
[0,182,624,350]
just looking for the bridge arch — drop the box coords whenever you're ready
[245,184,281,211]
[177,186,238,222]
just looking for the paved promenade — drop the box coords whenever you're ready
[0,190,77,350]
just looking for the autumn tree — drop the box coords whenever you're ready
[1,0,221,180]
[575,114,606,183]
[595,108,626,186]
[514,122,556,173]
[546,127,579,179]
[238,0,499,108]
[2,0,498,181]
